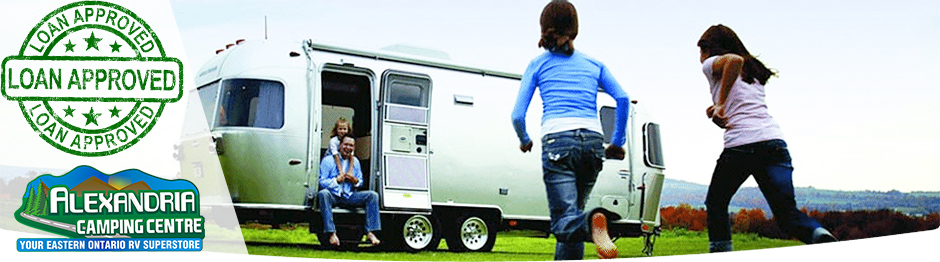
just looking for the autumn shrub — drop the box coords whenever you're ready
[731,208,767,233]
[660,204,707,231]
[661,204,940,241]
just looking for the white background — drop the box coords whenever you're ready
[1,1,937,261]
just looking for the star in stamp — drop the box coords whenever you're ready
[2,1,183,156]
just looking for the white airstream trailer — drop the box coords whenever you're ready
[178,39,666,254]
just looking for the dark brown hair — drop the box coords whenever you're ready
[339,134,356,145]
[697,24,776,85]
[538,0,578,55]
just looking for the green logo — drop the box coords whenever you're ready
[1,1,182,156]
[15,166,203,251]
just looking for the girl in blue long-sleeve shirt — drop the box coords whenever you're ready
[511,50,631,148]
[510,1,629,259]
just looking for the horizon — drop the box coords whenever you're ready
[3,164,936,194]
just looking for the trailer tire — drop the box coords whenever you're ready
[390,214,439,252]
[446,213,496,252]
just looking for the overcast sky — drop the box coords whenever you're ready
[168,0,939,192]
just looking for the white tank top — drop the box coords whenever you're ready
[702,56,784,148]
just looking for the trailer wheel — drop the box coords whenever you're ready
[447,214,496,252]
[391,214,439,252]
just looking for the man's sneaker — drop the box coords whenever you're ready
[591,212,618,259]
[812,228,838,244]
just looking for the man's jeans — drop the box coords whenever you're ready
[705,139,823,246]
[541,129,604,260]
[317,189,382,233]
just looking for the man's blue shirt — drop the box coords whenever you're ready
[319,155,363,199]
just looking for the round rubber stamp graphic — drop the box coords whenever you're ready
[2,1,182,156]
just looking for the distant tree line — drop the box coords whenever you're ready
[660,204,940,241]
[660,179,940,216]
[1,170,39,198]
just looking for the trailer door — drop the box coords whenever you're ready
[378,70,433,212]
[599,105,636,218]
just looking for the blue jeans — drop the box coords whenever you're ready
[705,139,823,244]
[541,129,605,260]
[317,189,382,233]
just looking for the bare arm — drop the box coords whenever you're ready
[714,54,744,109]
[333,154,346,183]
[706,54,744,128]
[348,158,362,187]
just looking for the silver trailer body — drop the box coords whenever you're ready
[182,39,666,253]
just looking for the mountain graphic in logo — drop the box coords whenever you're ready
[22,166,195,197]
[15,166,202,239]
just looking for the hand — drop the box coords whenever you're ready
[605,145,625,160]
[336,174,345,183]
[345,173,358,185]
[711,115,728,129]
[706,105,728,129]
[520,141,533,153]
[705,105,717,118]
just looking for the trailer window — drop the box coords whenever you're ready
[216,79,284,129]
[644,122,665,168]
[383,71,432,125]
[389,82,427,107]
[599,106,616,144]
[197,81,220,124]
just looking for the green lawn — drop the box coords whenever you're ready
[240,224,802,261]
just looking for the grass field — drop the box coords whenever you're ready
[240,224,802,261]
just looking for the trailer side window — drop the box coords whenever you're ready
[383,71,432,125]
[644,122,665,168]
[599,106,616,144]
[389,82,428,107]
[216,79,285,129]
[197,81,220,124]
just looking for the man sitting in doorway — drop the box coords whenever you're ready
[318,134,382,246]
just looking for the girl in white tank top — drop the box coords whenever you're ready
[697,24,838,253]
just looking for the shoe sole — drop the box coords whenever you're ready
[591,212,618,259]
[814,234,838,244]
